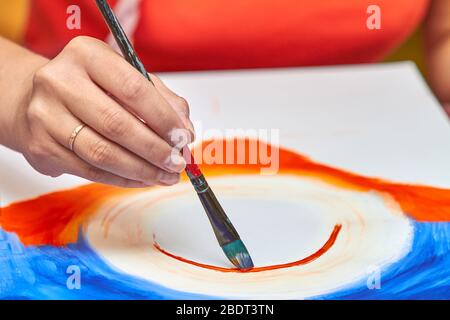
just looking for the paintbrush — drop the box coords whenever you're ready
[95,0,254,270]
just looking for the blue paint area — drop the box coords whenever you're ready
[0,221,449,299]
[317,221,450,300]
[0,229,213,300]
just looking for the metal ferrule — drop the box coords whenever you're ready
[188,174,209,193]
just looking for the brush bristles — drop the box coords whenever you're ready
[222,239,254,270]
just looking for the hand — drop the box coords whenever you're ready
[15,36,195,188]
[444,103,450,118]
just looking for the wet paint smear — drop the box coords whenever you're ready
[153,224,342,273]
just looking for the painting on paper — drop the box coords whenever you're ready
[1,138,449,300]
[1,64,449,300]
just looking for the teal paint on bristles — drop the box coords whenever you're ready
[96,0,254,270]
[191,170,254,270]
[222,240,254,270]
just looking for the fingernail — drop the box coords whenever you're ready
[164,154,186,173]
[159,172,180,185]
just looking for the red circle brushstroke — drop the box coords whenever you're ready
[153,224,342,273]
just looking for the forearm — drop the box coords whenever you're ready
[0,36,48,151]
[425,0,450,104]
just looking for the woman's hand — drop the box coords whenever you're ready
[444,103,450,118]
[13,36,195,188]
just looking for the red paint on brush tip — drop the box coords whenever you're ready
[186,162,202,179]
[183,147,202,178]
[153,224,342,273]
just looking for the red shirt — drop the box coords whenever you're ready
[25,0,429,71]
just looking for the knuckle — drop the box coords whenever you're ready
[27,142,47,160]
[33,64,69,95]
[65,37,87,57]
[175,96,190,115]
[85,166,104,182]
[139,163,157,182]
[121,73,147,101]
[27,100,48,124]
[155,169,166,182]
[24,141,62,178]
[101,109,128,137]
[33,66,54,89]
[65,36,104,62]
[68,35,90,45]
[66,36,95,51]
[89,140,113,165]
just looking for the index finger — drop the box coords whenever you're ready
[82,41,190,146]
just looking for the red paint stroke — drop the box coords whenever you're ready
[1,138,450,247]
[183,146,202,178]
[154,224,341,273]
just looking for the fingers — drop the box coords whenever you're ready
[73,127,180,186]
[24,127,148,188]
[45,106,181,186]
[74,38,190,145]
[444,103,450,117]
[58,78,187,173]
[149,74,196,139]
[24,36,193,188]
[59,147,150,188]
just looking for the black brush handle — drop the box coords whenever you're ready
[95,0,153,84]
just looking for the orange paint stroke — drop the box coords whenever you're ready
[190,139,450,222]
[1,138,449,247]
[154,224,342,273]
[0,184,137,246]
